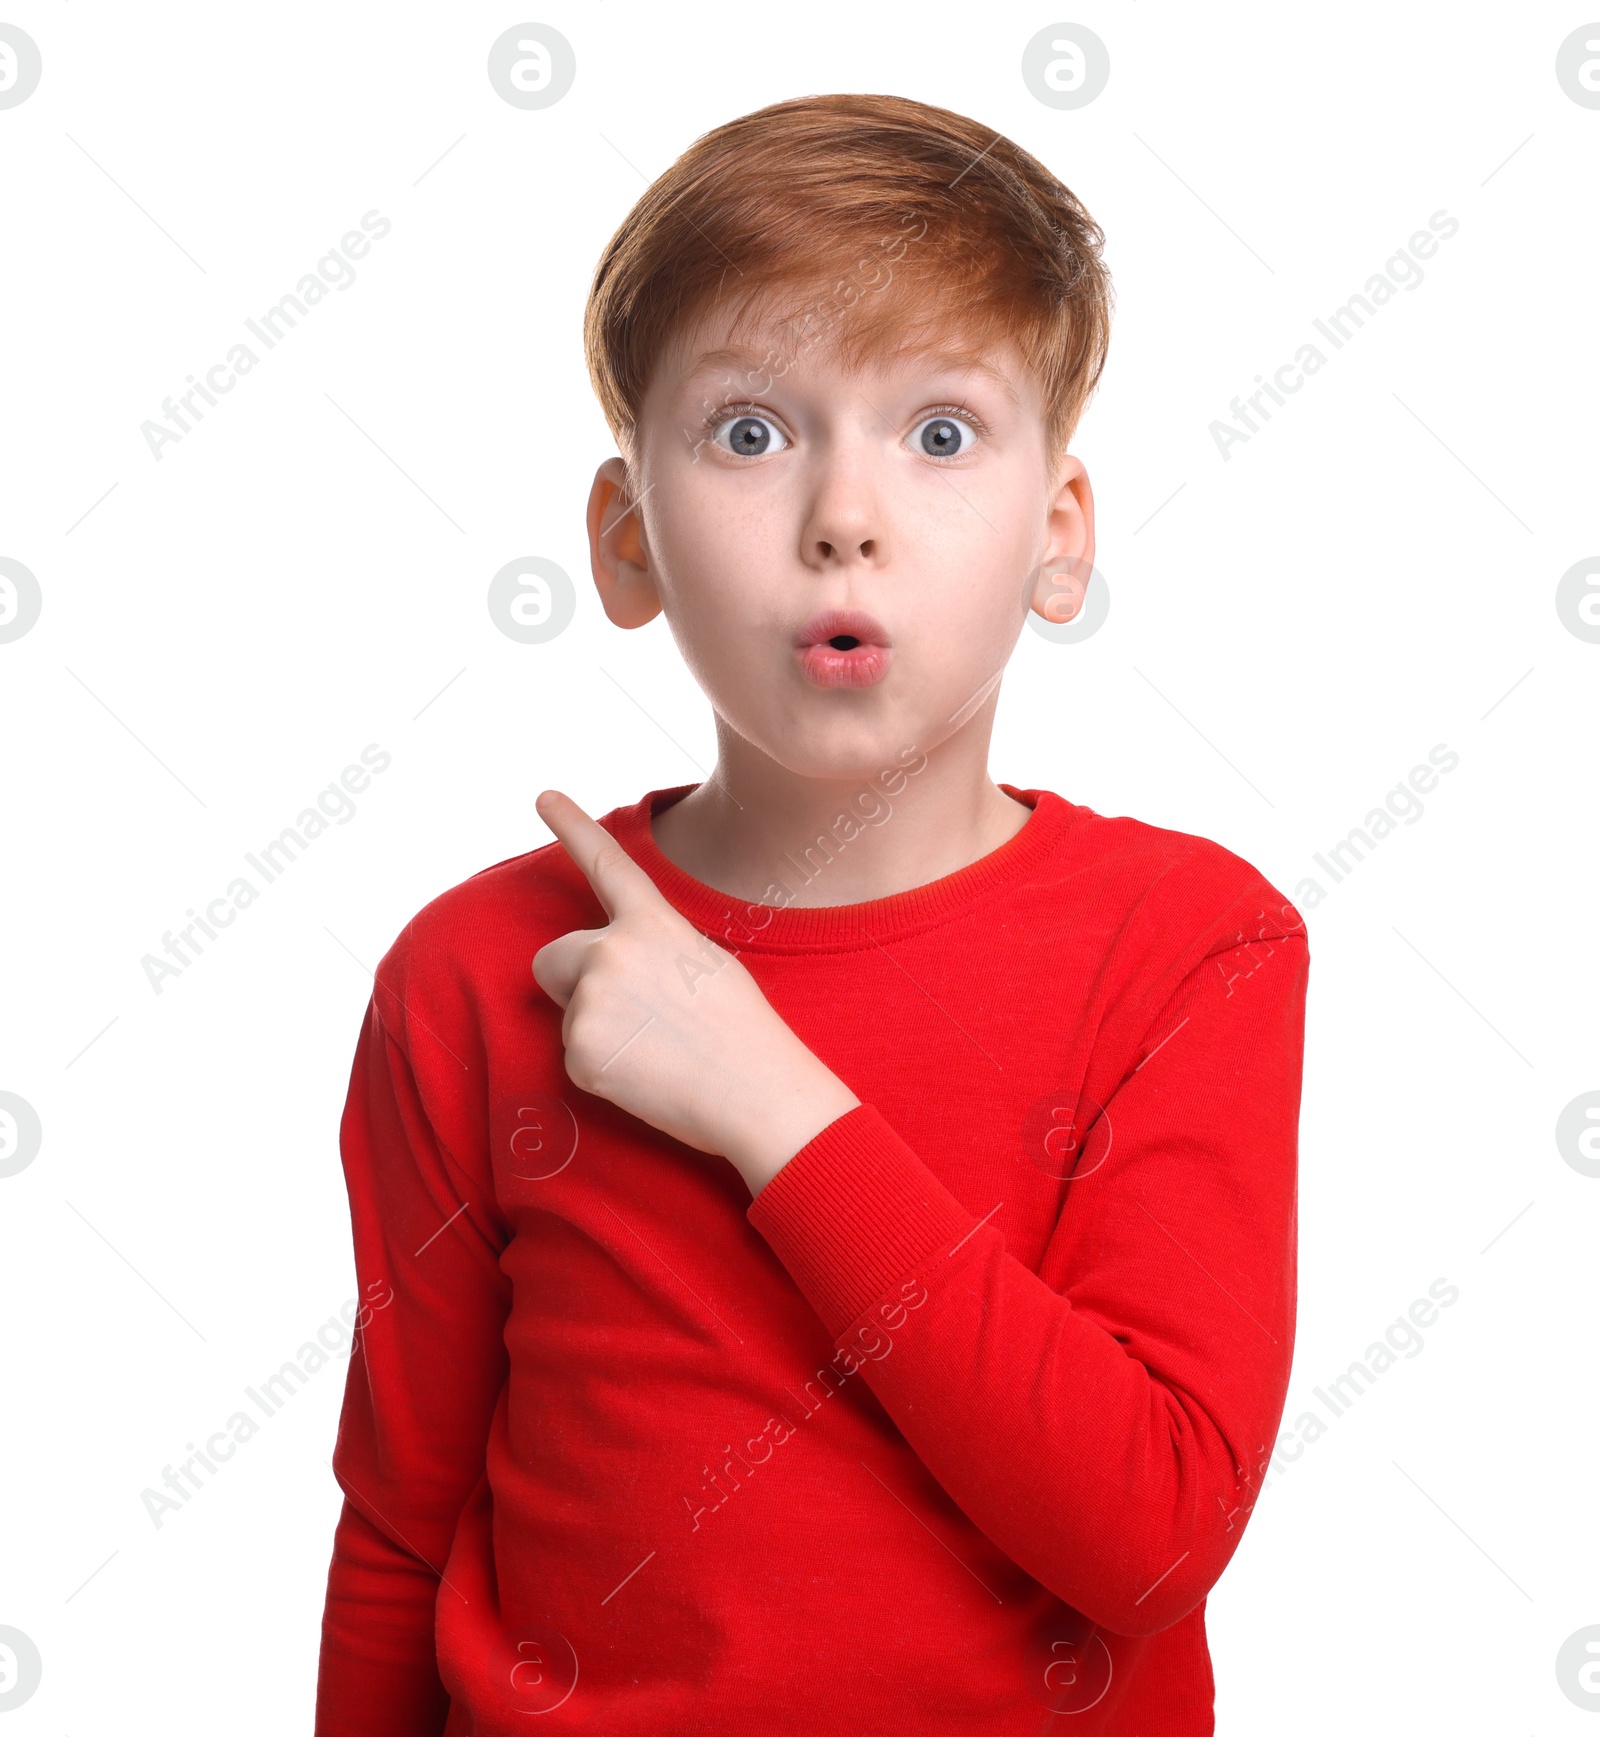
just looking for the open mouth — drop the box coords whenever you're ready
[794,611,893,689]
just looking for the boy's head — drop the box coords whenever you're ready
[582,93,1113,787]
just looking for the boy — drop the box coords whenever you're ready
[315,93,1308,1735]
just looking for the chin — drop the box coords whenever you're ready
[748,705,939,786]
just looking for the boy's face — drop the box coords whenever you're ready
[586,296,1095,784]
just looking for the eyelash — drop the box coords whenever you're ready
[701,401,989,450]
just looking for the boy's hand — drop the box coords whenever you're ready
[531,790,860,1194]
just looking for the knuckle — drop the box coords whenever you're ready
[586,931,625,973]
[562,1034,596,1087]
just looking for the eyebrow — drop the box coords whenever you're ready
[676,348,770,394]
[898,347,1023,406]
[680,344,1024,405]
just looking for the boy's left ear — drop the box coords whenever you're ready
[587,456,663,628]
[1027,454,1096,626]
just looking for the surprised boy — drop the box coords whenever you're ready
[315,92,1309,1736]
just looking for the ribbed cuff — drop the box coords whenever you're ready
[745,1102,979,1338]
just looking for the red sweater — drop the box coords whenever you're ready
[315,782,1308,1735]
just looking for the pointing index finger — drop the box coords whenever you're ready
[535,788,659,918]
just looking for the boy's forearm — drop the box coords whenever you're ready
[745,928,1308,1636]
[748,1143,1287,1637]
[315,1499,452,1736]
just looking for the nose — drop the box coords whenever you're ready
[798,437,883,570]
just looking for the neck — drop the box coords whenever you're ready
[648,705,1033,907]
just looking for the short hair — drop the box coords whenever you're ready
[583,92,1114,461]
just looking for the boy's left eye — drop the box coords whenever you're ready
[909,414,977,458]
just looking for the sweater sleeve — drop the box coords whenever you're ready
[315,992,512,1736]
[745,904,1308,1638]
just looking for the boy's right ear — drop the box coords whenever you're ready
[587,457,663,628]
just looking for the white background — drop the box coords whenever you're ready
[2,3,1597,1730]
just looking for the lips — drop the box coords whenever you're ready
[793,608,893,689]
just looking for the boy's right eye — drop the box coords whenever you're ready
[710,412,788,458]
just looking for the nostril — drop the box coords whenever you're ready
[829,635,860,650]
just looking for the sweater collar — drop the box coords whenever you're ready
[603,782,1073,953]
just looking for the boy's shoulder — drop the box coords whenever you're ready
[1031,791,1309,1048]
[362,796,647,1056]
[391,839,586,955]
[1039,789,1307,956]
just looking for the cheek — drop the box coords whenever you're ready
[650,483,756,609]
[907,452,1038,548]
[901,509,1035,643]
[646,486,791,668]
